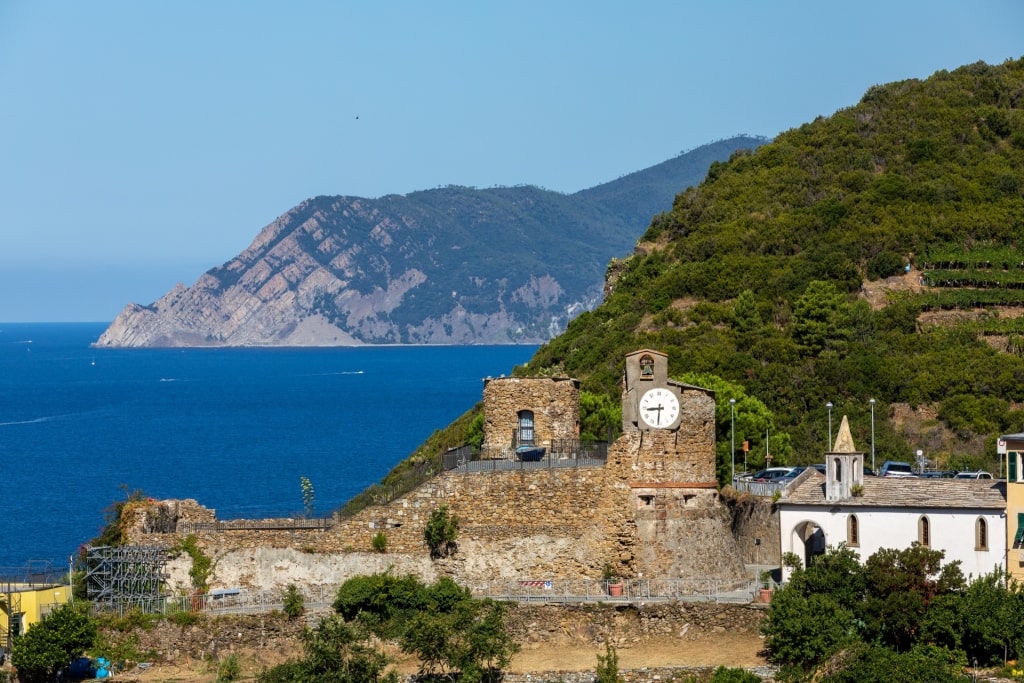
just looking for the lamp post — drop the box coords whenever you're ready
[869,398,876,473]
[729,398,736,484]
[826,401,834,450]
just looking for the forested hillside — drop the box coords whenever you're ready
[524,58,1024,473]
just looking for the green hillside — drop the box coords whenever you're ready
[523,58,1024,474]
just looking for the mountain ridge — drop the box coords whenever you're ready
[95,136,766,348]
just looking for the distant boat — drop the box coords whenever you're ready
[515,445,545,462]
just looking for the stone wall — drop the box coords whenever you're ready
[482,376,580,452]
[724,492,781,567]
[126,355,752,595]
[132,450,748,593]
[112,602,767,670]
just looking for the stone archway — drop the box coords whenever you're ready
[788,520,826,571]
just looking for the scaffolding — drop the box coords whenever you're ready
[85,545,169,612]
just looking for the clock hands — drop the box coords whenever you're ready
[645,403,665,425]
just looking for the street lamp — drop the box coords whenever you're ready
[869,398,876,472]
[826,401,834,450]
[730,398,736,483]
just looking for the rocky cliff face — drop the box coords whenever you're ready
[96,137,766,347]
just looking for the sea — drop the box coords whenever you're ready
[0,322,537,569]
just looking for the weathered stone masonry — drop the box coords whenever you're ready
[129,349,755,593]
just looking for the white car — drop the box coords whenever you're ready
[954,471,993,479]
[879,460,916,477]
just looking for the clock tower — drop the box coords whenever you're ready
[610,349,745,581]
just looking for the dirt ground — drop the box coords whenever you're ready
[126,630,766,681]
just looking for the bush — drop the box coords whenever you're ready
[867,251,906,280]
[283,584,305,619]
[424,505,459,559]
[595,641,621,683]
[710,666,762,683]
[216,653,241,682]
[372,531,387,553]
[10,603,97,683]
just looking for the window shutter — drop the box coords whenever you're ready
[1010,452,1018,483]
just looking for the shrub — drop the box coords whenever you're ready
[216,653,241,682]
[283,584,305,619]
[710,666,762,683]
[595,641,621,683]
[372,531,387,553]
[424,505,459,559]
[10,602,97,683]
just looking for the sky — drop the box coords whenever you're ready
[1,2,1021,323]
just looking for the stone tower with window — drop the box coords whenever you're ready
[480,376,580,455]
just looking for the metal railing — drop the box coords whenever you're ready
[178,517,335,534]
[0,562,65,587]
[442,439,609,472]
[731,478,786,497]
[470,578,757,604]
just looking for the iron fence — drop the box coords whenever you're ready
[177,518,335,534]
[731,478,786,497]
[442,439,609,472]
[469,578,758,604]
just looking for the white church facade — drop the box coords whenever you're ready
[778,416,1007,581]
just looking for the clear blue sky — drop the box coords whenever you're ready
[1,1,1021,322]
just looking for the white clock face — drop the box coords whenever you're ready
[639,387,680,429]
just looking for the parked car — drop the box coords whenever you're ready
[778,466,807,482]
[920,470,957,478]
[749,467,795,482]
[954,471,993,479]
[879,460,916,477]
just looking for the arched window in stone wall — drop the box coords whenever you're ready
[517,410,535,445]
[918,515,931,547]
[847,514,859,547]
[834,457,842,482]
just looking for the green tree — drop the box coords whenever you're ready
[731,289,764,347]
[791,280,853,354]
[579,390,622,441]
[675,372,792,480]
[861,544,965,650]
[11,602,97,683]
[401,597,517,683]
[761,545,864,670]
[818,643,969,683]
[258,615,395,683]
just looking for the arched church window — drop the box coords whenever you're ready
[918,516,930,547]
[847,514,859,547]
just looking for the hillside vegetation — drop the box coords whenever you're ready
[522,58,1024,473]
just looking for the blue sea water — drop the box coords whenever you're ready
[0,323,537,568]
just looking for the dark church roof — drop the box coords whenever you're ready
[780,471,1006,510]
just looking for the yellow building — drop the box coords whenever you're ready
[1,579,71,652]
[1001,432,1024,585]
